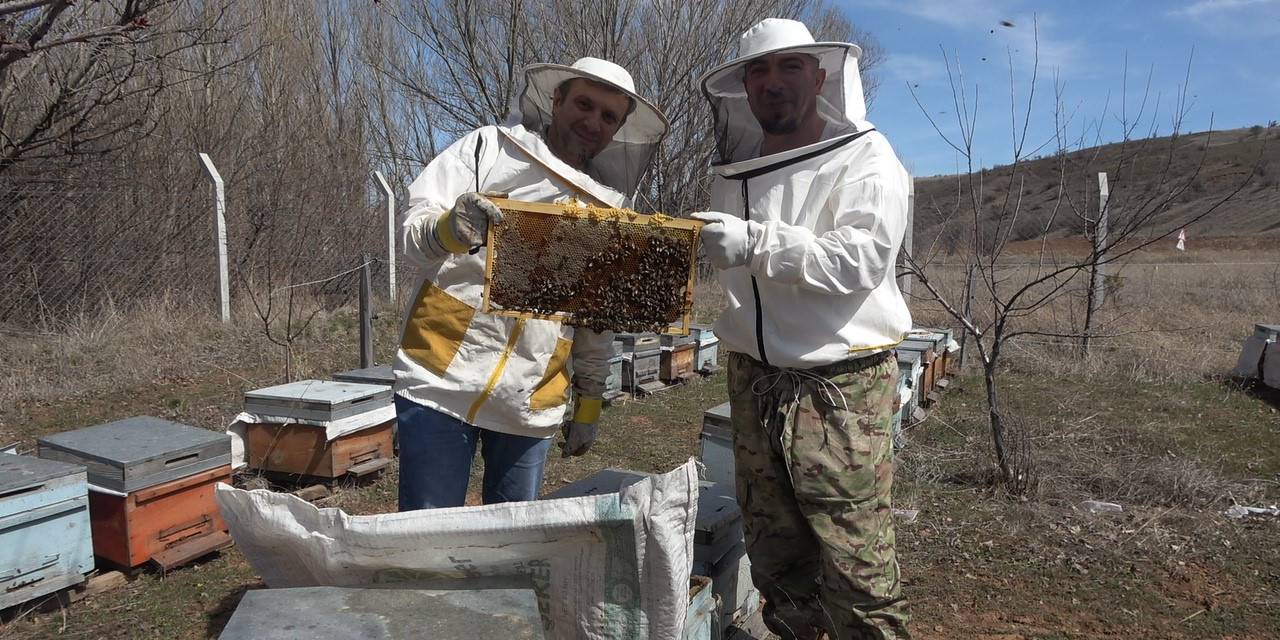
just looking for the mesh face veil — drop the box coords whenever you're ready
[700,19,873,166]
[508,58,669,199]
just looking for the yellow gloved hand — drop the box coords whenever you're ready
[559,397,602,458]
[435,192,505,253]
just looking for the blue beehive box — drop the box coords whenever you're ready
[690,324,721,373]
[700,402,734,489]
[604,352,625,401]
[896,350,924,424]
[685,575,717,640]
[0,453,94,609]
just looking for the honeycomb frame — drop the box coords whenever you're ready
[481,197,702,335]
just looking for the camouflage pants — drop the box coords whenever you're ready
[727,351,909,640]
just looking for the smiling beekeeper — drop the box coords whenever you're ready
[393,58,668,510]
[692,18,913,640]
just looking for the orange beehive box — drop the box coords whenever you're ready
[243,420,394,479]
[88,465,232,569]
[660,343,697,382]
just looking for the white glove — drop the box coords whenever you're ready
[436,192,505,253]
[690,211,753,270]
[559,421,597,458]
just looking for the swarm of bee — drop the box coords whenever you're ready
[489,204,695,333]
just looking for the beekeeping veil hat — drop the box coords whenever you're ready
[511,57,669,198]
[700,18,873,165]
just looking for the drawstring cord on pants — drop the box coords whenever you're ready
[750,366,851,486]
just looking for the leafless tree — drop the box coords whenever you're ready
[0,0,240,174]
[903,26,1261,486]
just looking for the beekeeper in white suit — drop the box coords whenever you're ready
[692,18,912,640]
[394,58,668,510]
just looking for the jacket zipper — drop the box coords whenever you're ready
[741,179,769,366]
[467,318,526,423]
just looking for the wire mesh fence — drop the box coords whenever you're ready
[0,166,395,329]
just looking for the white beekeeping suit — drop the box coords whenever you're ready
[394,58,668,436]
[699,20,912,368]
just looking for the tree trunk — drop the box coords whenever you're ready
[983,362,1013,483]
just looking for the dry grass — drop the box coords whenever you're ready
[909,244,1279,383]
[0,292,403,445]
[691,265,727,323]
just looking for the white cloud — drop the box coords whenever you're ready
[873,0,1006,28]
[856,0,1014,28]
[853,0,1082,74]
[885,53,947,82]
[1167,0,1280,35]
[1169,0,1274,18]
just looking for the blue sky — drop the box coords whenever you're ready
[839,0,1280,176]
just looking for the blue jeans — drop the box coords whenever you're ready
[395,396,553,510]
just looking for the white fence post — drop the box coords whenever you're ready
[1092,172,1110,309]
[373,171,396,301]
[198,153,230,323]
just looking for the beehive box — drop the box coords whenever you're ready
[660,332,696,349]
[684,576,716,640]
[898,339,937,397]
[688,324,716,343]
[1255,323,1280,340]
[330,368,399,451]
[913,327,954,378]
[694,339,720,374]
[37,416,230,493]
[241,421,394,480]
[660,342,696,382]
[1232,336,1269,379]
[1233,323,1279,380]
[700,402,734,489]
[331,365,395,387]
[482,198,701,335]
[622,349,661,392]
[36,417,233,569]
[86,465,233,569]
[615,332,660,354]
[244,380,392,422]
[907,330,949,380]
[0,454,94,609]
[1264,342,1280,390]
[604,353,625,401]
[896,350,924,426]
[692,541,761,632]
[218,582,545,639]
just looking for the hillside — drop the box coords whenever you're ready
[912,125,1280,245]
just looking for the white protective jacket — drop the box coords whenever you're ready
[393,124,630,438]
[701,27,912,369]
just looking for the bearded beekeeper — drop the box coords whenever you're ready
[393,58,668,510]
[692,18,912,640]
